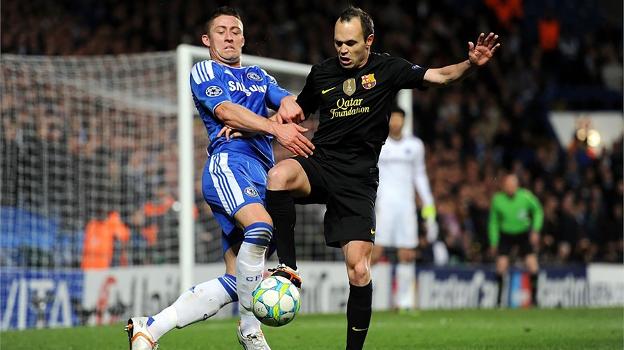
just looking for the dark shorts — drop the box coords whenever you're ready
[293,154,378,248]
[498,231,534,257]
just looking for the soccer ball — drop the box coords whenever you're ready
[252,276,301,327]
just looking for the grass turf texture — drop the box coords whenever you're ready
[1,308,622,349]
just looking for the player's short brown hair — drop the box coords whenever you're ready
[391,106,406,117]
[205,6,243,33]
[338,6,374,39]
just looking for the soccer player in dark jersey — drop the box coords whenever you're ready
[266,6,500,349]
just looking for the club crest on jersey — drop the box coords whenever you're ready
[343,78,356,96]
[244,186,259,197]
[247,71,262,81]
[205,86,223,97]
[361,74,376,89]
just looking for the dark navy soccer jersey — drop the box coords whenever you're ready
[190,60,290,169]
[296,53,428,168]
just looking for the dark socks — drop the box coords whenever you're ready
[346,282,373,350]
[266,190,297,270]
[530,273,538,306]
[496,273,504,307]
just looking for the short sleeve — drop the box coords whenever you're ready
[389,57,428,90]
[189,60,232,113]
[296,65,319,116]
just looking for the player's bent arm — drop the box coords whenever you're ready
[215,102,314,156]
[423,60,474,87]
[217,113,284,139]
[214,101,276,134]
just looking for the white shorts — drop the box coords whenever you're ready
[375,204,418,248]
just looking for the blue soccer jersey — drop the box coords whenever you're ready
[191,60,290,247]
[190,60,290,169]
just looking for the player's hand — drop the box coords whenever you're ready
[271,123,314,157]
[468,32,500,67]
[275,95,305,124]
[217,126,244,140]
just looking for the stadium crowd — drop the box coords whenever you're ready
[1,0,622,267]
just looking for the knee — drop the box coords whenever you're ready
[347,260,371,286]
[267,166,291,189]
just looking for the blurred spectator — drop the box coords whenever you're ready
[538,10,560,52]
[484,0,523,28]
[601,44,623,92]
[81,210,130,269]
[604,205,624,262]
[559,192,581,262]
[540,194,560,263]
[1,0,621,267]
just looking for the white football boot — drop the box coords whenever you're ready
[125,317,158,350]
[237,325,271,350]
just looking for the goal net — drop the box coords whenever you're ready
[1,47,413,293]
[1,52,183,271]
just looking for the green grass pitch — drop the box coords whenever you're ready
[1,308,622,349]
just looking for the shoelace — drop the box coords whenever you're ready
[247,333,266,348]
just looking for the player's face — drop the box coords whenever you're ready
[202,15,244,67]
[334,18,374,69]
[502,175,519,196]
[388,112,405,136]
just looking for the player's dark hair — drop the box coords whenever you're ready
[205,6,242,33]
[391,106,406,117]
[338,6,374,40]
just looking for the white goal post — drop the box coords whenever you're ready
[176,44,414,291]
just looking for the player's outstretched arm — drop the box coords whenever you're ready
[423,32,500,87]
[215,102,314,157]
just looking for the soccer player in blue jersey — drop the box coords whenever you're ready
[126,7,313,350]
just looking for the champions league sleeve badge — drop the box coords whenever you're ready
[205,85,223,97]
